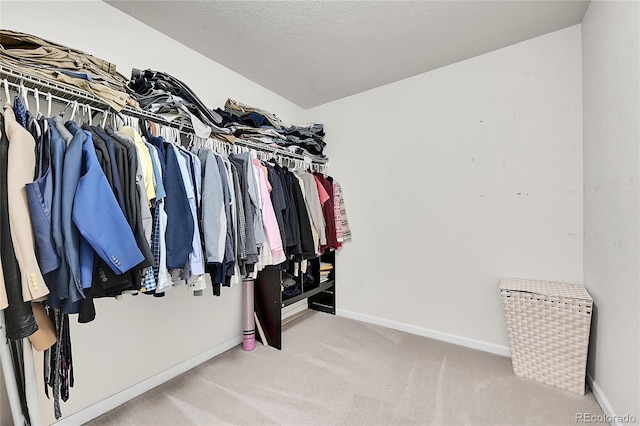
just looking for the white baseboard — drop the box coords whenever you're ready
[55,335,243,426]
[587,372,620,426]
[336,309,511,357]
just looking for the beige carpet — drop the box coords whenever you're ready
[87,312,604,425]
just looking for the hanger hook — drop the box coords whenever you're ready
[102,110,109,128]
[46,92,52,117]
[2,79,9,102]
[19,81,30,111]
[33,88,41,116]
[87,105,93,126]
[70,101,78,121]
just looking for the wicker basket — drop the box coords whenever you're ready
[500,277,593,395]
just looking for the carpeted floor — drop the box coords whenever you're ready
[87,311,604,425]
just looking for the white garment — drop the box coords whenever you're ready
[156,203,172,292]
[295,173,320,255]
[301,172,326,246]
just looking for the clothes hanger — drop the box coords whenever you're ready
[2,79,10,104]
[46,92,52,118]
[78,103,86,124]
[86,105,93,126]
[69,101,78,121]
[101,110,109,128]
[110,111,118,129]
[33,88,42,118]
[26,86,43,138]
[19,81,30,111]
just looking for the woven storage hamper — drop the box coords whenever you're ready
[500,277,593,395]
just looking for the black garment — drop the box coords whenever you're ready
[10,339,31,425]
[108,131,139,233]
[91,126,127,212]
[0,113,38,340]
[83,124,112,184]
[289,174,316,260]
[107,130,132,222]
[44,307,74,420]
[213,108,241,127]
[264,163,287,258]
[274,165,301,257]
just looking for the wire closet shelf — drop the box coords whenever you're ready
[0,62,329,171]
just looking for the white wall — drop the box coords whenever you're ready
[0,1,306,424]
[582,0,639,419]
[309,26,584,349]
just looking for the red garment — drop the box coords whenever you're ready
[314,173,338,250]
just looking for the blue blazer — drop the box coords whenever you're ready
[70,125,144,278]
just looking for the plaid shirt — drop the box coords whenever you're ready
[140,266,156,292]
[337,182,351,243]
[231,164,247,262]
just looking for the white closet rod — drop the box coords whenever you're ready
[0,63,329,168]
[188,133,327,173]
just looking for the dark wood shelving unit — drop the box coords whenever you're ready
[254,251,335,350]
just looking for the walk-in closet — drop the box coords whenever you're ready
[0,1,637,425]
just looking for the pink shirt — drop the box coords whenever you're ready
[253,160,285,264]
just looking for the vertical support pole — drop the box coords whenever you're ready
[0,311,25,425]
[242,277,256,351]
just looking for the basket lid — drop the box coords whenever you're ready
[500,277,592,301]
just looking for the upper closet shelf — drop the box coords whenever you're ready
[0,62,328,166]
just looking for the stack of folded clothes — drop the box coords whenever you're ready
[128,68,231,138]
[215,98,327,159]
[0,29,133,111]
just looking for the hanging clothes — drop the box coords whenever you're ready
[315,173,338,251]
[253,159,285,265]
[3,102,50,303]
[26,116,59,276]
[196,148,226,286]
[0,109,38,339]
[229,153,259,271]
[146,142,171,293]
[300,172,326,249]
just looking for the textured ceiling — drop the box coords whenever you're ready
[105,0,589,109]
